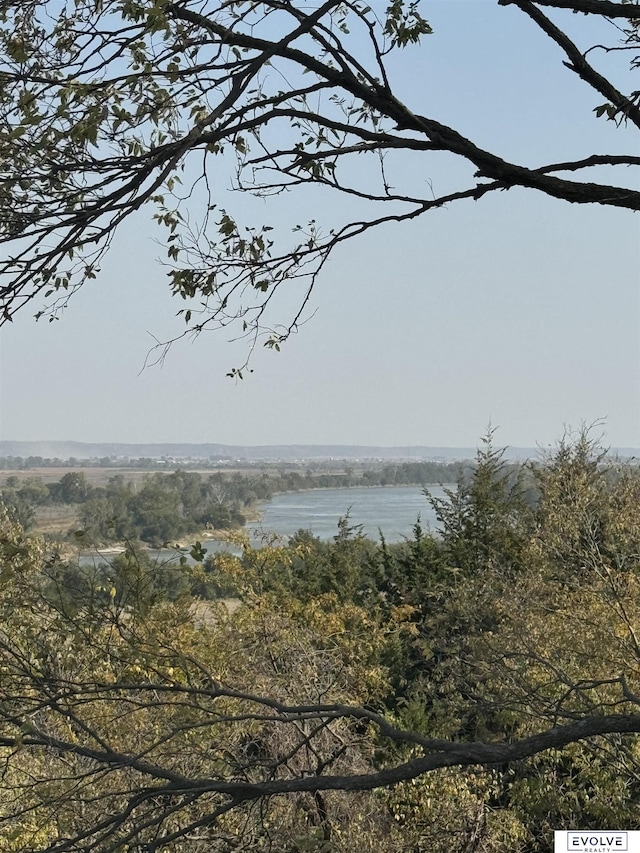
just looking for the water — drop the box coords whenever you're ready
[253,484,450,543]
[76,485,452,565]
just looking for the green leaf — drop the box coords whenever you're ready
[190,541,208,562]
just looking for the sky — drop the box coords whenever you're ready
[0,1,638,449]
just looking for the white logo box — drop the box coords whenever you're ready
[555,832,640,852]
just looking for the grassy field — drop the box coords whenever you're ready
[33,505,80,536]
[0,467,203,487]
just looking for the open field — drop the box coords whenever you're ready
[0,467,232,487]
[0,465,336,487]
[33,505,80,536]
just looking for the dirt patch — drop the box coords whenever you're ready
[190,598,242,627]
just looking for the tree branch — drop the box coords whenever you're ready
[499,0,640,18]
[503,0,640,129]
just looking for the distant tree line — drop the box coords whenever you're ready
[0,455,467,474]
[0,462,463,546]
[0,471,246,546]
[0,455,234,470]
[204,460,463,504]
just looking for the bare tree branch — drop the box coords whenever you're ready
[500,0,640,19]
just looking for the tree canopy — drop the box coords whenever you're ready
[2,3,640,844]
[0,0,638,371]
[4,435,640,848]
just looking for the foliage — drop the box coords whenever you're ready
[1,461,460,545]
[427,429,531,578]
[0,510,406,851]
[3,434,640,848]
[0,0,637,368]
[388,431,640,845]
[72,470,247,546]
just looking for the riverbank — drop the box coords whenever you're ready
[33,482,450,562]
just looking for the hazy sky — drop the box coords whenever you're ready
[1,1,638,449]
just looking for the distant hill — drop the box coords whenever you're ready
[0,440,483,462]
[3,440,635,463]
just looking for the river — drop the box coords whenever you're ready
[77,484,452,566]
[254,484,450,543]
